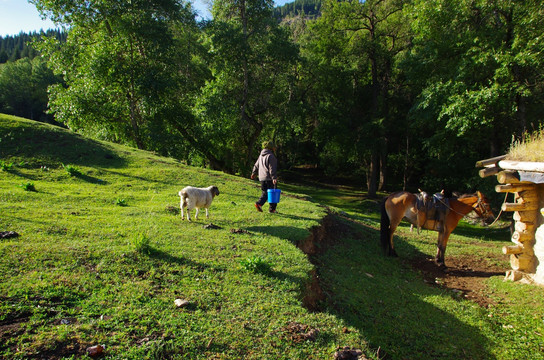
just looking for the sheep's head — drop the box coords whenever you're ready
[211,186,220,197]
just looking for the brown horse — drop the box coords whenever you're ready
[380,191,495,267]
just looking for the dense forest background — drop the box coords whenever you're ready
[1,0,543,196]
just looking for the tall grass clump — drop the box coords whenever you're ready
[507,128,544,162]
[62,163,82,176]
[132,233,152,254]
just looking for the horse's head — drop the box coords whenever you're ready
[473,191,495,225]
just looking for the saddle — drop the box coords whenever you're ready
[415,190,449,232]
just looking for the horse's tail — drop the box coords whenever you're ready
[380,199,391,255]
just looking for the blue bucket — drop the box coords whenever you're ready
[267,188,281,203]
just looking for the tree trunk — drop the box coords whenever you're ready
[367,149,379,198]
[378,137,387,191]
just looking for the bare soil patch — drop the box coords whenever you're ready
[408,254,506,307]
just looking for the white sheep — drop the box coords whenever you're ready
[178,185,220,221]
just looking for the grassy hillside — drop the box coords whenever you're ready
[0,115,366,359]
[1,114,544,360]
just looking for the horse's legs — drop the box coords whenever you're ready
[386,211,404,257]
[435,229,453,268]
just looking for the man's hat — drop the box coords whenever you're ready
[262,141,276,150]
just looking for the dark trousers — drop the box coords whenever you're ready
[257,180,277,211]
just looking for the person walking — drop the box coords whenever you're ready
[251,141,278,213]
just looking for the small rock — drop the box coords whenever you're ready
[334,347,364,360]
[174,299,190,308]
[0,231,19,239]
[230,228,251,234]
[86,344,105,357]
[165,206,179,214]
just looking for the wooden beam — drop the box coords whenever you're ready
[513,211,539,223]
[475,155,507,168]
[498,160,544,173]
[510,254,536,272]
[511,230,535,243]
[516,192,539,202]
[503,244,524,255]
[514,221,534,232]
[479,166,501,178]
[502,202,539,212]
[496,171,520,184]
[505,270,524,282]
[495,184,536,193]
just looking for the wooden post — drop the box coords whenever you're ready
[478,155,543,283]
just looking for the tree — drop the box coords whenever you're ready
[197,0,299,173]
[299,0,411,196]
[32,0,197,150]
[0,57,60,122]
[405,0,544,189]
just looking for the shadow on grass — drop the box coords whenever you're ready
[99,168,175,186]
[145,247,220,271]
[246,225,310,245]
[1,121,127,169]
[314,218,497,360]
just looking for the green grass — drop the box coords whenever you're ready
[1,114,543,359]
[0,115,368,359]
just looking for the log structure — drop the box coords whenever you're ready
[477,157,544,284]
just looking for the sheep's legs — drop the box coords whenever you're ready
[181,206,193,221]
[181,207,207,221]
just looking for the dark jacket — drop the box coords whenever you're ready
[252,149,278,181]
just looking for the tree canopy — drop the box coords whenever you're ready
[6,0,543,193]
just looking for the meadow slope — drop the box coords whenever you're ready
[0,115,371,359]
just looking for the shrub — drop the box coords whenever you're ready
[239,256,273,275]
[0,161,13,171]
[115,198,128,207]
[62,163,81,176]
[19,182,36,191]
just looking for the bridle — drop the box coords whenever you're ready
[471,194,494,220]
[435,193,493,220]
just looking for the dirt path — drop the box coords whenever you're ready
[408,254,506,307]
